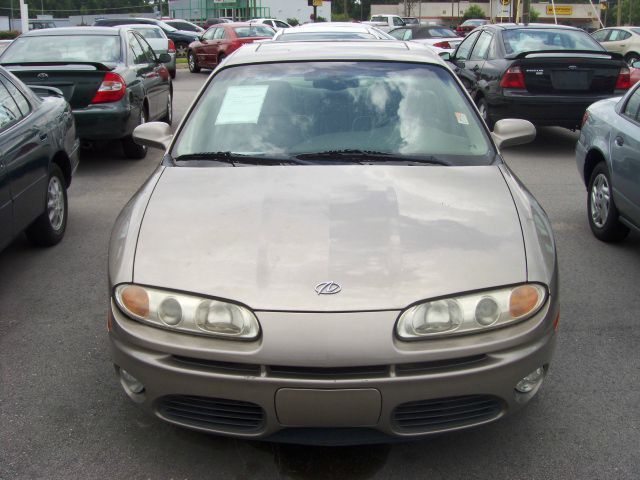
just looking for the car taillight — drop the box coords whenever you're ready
[500,66,526,89]
[581,110,590,128]
[433,41,451,49]
[168,39,176,54]
[91,72,126,104]
[615,66,631,90]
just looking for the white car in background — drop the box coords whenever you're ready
[129,24,177,79]
[251,18,292,31]
[272,22,394,41]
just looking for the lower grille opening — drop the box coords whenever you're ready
[157,395,265,432]
[268,364,389,379]
[171,356,261,376]
[392,395,502,432]
[395,355,488,376]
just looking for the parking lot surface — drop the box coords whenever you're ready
[1,73,639,480]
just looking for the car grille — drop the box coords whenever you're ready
[157,395,265,432]
[392,395,502,432]
[168,355,488,379]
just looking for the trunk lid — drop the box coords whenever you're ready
[514,52,624,94]
[134,165,526,312]
[4,62,114,109]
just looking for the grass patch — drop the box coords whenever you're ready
[176,57,187,64]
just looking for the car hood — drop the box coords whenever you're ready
[134,165,525,311]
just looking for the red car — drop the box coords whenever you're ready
[187,22,275,72]
[456,18,489,37]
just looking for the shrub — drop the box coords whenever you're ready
[462,5,485,20]
[0,30,20,40]
[286,18,299,26]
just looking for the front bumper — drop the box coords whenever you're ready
[489,90,625,128]
[108,296,558,444]
[73,101,137,141]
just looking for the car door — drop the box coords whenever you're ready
[0,81,14,249]
[610,86,640,226]
[603,29,632,55]
[127,32,159,118]
[450,30,482,92]
[0,74,50,240]
[134,32,167,121]
[198,27,218,67]
[214,27,230,62]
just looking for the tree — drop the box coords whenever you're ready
[529,8,540,22]
[463,5,486,20]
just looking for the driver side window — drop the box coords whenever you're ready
[203,28,217,40]
[455,30,480,61]
[214,28,226,39]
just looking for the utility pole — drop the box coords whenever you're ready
[344,0,348,17]
[523,0,530,24]
[19,0,28,33]
[617,0,622,24]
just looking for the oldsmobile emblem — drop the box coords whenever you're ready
[315,281,341,295]
[37,73,49,79]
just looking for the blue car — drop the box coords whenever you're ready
[576,82,640,241]
[0,66,79,251]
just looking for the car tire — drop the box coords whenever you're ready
[122,107,148,160]
[218,53,226,66]
[25,164,68,247]
[587,162,629,242]
[476,96,494,130]
[625,52,640,66]
[188,51,200,73]
[170,69,176,79]
[176,42,189,58]
[161,90,173,126]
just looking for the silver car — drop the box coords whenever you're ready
[272,22,395,41]
[108,41,559,444]
[576,82,640,241]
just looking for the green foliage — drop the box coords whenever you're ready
[0,30,19,39]
[331,13,351,22]
[462,5,486,20]
[529,8,540,22]
[286,18,299,27]
[316,16,327,22]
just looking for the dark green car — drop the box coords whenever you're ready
[0,27,173,159]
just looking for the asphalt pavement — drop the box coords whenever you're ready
[0,72,639,480]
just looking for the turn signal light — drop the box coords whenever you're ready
[168,39,176,54]
[615,67,631,90]
[91,72,126,104]
[433,41,451,49]
[120,285,149,318]
[509,285,541,318]
[500,66,526,89]
[581,110,590,128]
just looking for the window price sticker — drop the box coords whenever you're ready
[455,112,470,125]
[215,85,269,125]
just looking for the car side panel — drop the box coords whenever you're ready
[0,154,12,249]
[609,112,640,227]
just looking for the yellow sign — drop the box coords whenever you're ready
[546,5,573,15]
[501,0,510,5]
[313,0,323,6]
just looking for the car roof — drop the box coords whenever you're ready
[21,26,121,36]
[213,22,266,28]
[489,22,581,31]
[225,41,444,67]
[286,22,375,32]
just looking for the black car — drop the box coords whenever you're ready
[93,18,199,57]
[0,27,173,159]
[0,65,79,251]
[447,23,631,129]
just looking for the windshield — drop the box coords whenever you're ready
[172,62,492,166]
[1,35,121,63]
[503,28,604,55]
[234,26,275,38]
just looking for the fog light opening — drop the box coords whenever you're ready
[515,366,545,394]
[119,368,145,395]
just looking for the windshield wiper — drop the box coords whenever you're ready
[172,151,312,166]
[295,149,451,166]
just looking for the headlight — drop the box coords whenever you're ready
[114,284,260,340]
[396,284,547,340]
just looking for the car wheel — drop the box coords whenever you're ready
[188,51,200,73]
[218,53,226,66]
[625,52,640,66]
[587,162,629,242]
[121,107,148,160]
[25,164,68,247]
[170,69,176,79]
[161,91,173,126]
[176,42,188,57]
[476,97,494,130]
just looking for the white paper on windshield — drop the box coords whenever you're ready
[215,85,269,125]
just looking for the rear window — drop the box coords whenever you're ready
[134,28,165,39]
[234,26,274,38]
[503,28,604,55]
[420,27,458,38]
[1,35,122,63]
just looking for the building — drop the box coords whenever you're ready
[168,0,332,24]
[371,1,603,29]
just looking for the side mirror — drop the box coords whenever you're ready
[491,119,536,149]
[632,60,640,69]
[157,53,172,63]
[133,122,173,151]
[439,51,451,61]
